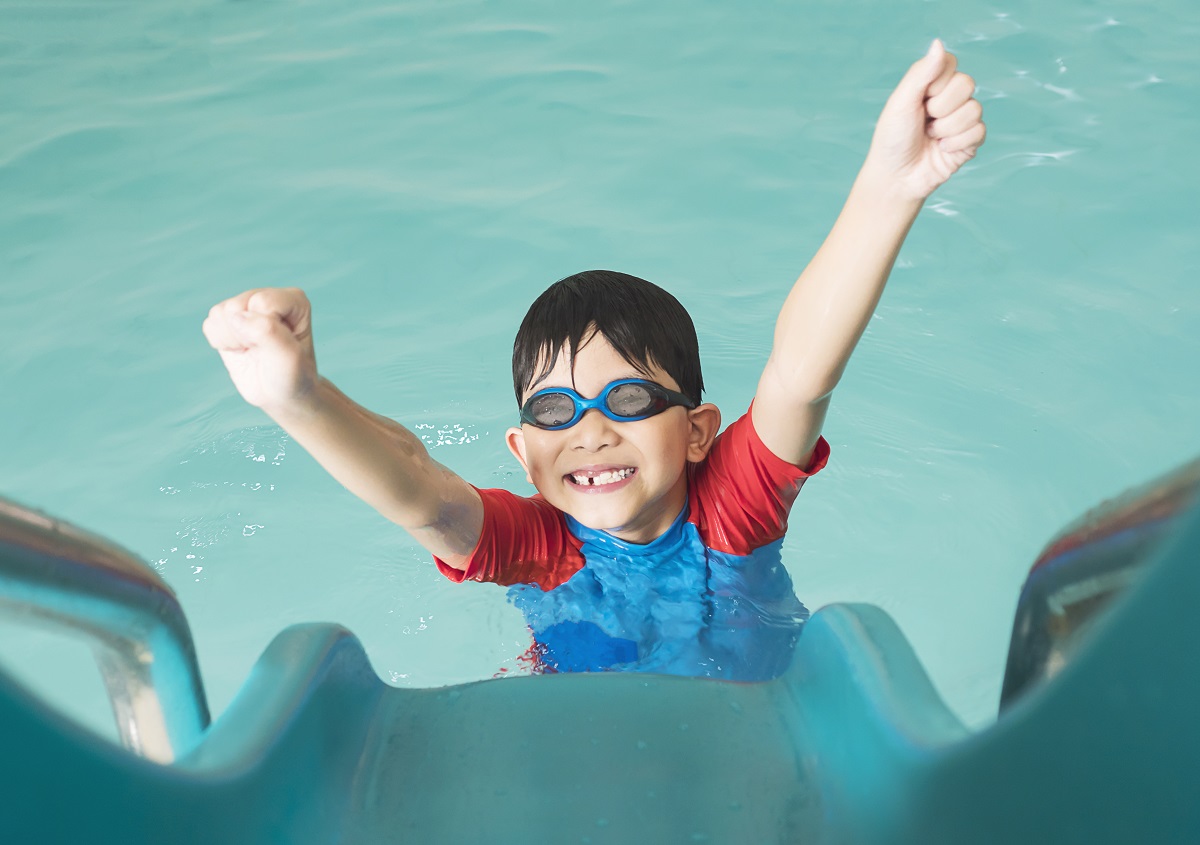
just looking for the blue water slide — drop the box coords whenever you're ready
[1,458,1198,844]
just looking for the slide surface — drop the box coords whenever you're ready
[1,497,1197,844]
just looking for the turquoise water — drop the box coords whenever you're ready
[1,0,1197,736]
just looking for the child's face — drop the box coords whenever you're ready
[506,330,718,544]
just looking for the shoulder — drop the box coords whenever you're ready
[476,487,566,525]
[687,408,829,555]
[695,408,829,486]
[475,487,577,559]
[436,487,584,589]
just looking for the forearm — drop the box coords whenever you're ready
[203,286,482,562]
[268,378,481,554]
[766,162,924,402]
[753,41,983,465]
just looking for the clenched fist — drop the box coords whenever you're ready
[202,287,319,414]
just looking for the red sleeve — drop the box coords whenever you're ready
[433,487,585,590]
[687,409,830,555]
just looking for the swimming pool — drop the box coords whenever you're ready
[1,0,1198,737]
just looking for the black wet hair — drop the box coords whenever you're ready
[512,270,704,406]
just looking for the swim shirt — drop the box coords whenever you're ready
[435,409,830,680]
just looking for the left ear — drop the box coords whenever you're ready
[685,403,722,462]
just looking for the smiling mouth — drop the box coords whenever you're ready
[566,467,637,487]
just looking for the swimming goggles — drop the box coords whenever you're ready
[519,378,697,431]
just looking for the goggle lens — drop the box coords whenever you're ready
[605,383,658,417]
[527,393,577,428]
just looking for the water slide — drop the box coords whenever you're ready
[2,458,1197,845]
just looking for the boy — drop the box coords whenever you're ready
[203,41,985,679]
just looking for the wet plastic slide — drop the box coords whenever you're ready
[2,458,1197,844]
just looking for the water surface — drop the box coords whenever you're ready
[1,0,1197,735]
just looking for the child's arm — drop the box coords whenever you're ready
[752,40,986,466]
[202,287,482,568]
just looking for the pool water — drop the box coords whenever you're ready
[1,0,1197,737]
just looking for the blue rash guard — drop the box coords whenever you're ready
[435,409,830,681]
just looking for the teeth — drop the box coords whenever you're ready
[571,468,634,486]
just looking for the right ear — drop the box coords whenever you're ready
[505,426,533,484]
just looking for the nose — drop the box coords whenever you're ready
[569,408,619,451]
